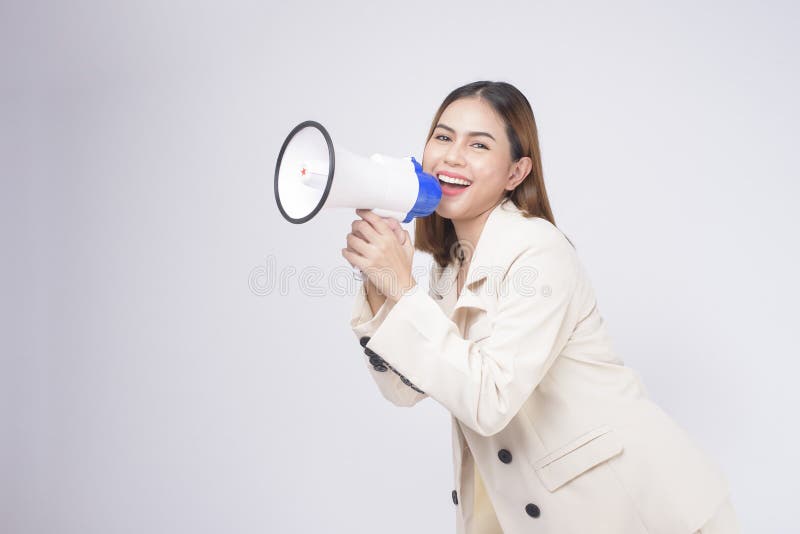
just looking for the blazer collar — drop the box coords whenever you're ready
[432,199,528,314]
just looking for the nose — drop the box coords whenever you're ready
[443,138,466,167]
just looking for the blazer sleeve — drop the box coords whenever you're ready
[363,241,580,436]
[350,281,429,407]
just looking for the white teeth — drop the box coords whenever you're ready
[437,174,471,186]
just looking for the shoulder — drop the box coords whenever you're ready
[517,214,571,249]
[494,206,576,267]
[499,216,581,300]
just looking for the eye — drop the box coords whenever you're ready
[434,135,487,150]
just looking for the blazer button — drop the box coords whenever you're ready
[498,449,512,464]
[364,347,379,358]
[359,336,370,347]
[525,503,540,518]
[452,489,458,505]
[373,364,388,372]
[368,355,383,366]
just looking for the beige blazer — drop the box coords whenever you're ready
[350,199,731,534]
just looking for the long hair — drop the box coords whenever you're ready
[414,81,573,268]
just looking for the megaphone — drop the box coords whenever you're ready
[274,120,442,224]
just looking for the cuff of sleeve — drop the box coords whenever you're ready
[365,285,449,391]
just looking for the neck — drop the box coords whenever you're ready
[452,198,503,266]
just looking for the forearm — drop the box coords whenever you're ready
[351,279,428,407]
[364,280,387,316]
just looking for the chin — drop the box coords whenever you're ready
[435,202,468,222]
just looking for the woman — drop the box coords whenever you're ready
[341,81,740,534]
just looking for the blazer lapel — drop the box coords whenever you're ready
[430,199,528,319]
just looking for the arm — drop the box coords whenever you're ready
[351,279,429,407]
[364,240,580,436]
[364,278,386,316]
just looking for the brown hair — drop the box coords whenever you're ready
[414,81,574,268]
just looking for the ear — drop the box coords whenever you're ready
[505,157,533,191]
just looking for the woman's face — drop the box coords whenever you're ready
[422,97,530,222]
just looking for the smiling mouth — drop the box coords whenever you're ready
[437,174,472,189]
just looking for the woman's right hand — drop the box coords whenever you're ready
[349,213,413,298]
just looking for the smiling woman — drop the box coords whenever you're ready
[342,81,741,534]
[415,83,555,270]
[429,112,511,196]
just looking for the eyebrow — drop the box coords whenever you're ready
[435,123,496,142]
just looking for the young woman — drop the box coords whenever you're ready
[341,81,741,534]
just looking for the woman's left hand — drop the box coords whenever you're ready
[342,209,417,302]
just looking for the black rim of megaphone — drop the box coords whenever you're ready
[274,120,335,224]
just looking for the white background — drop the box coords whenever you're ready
[3,1,798,532]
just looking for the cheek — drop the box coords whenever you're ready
[472,158,507,189]
[422,143,442,172]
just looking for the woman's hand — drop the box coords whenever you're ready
[342,209,416,302]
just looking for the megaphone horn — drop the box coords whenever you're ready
[274,120,442,224]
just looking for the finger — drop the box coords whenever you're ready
[356,208,393,235]
[394,226,406,245]
[351,219,379,242]
[400,233,414,257]
[346,233,374,257]
[383,218,405,244]
[341,248,366,270]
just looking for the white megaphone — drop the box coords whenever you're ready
[274,120,442,224]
